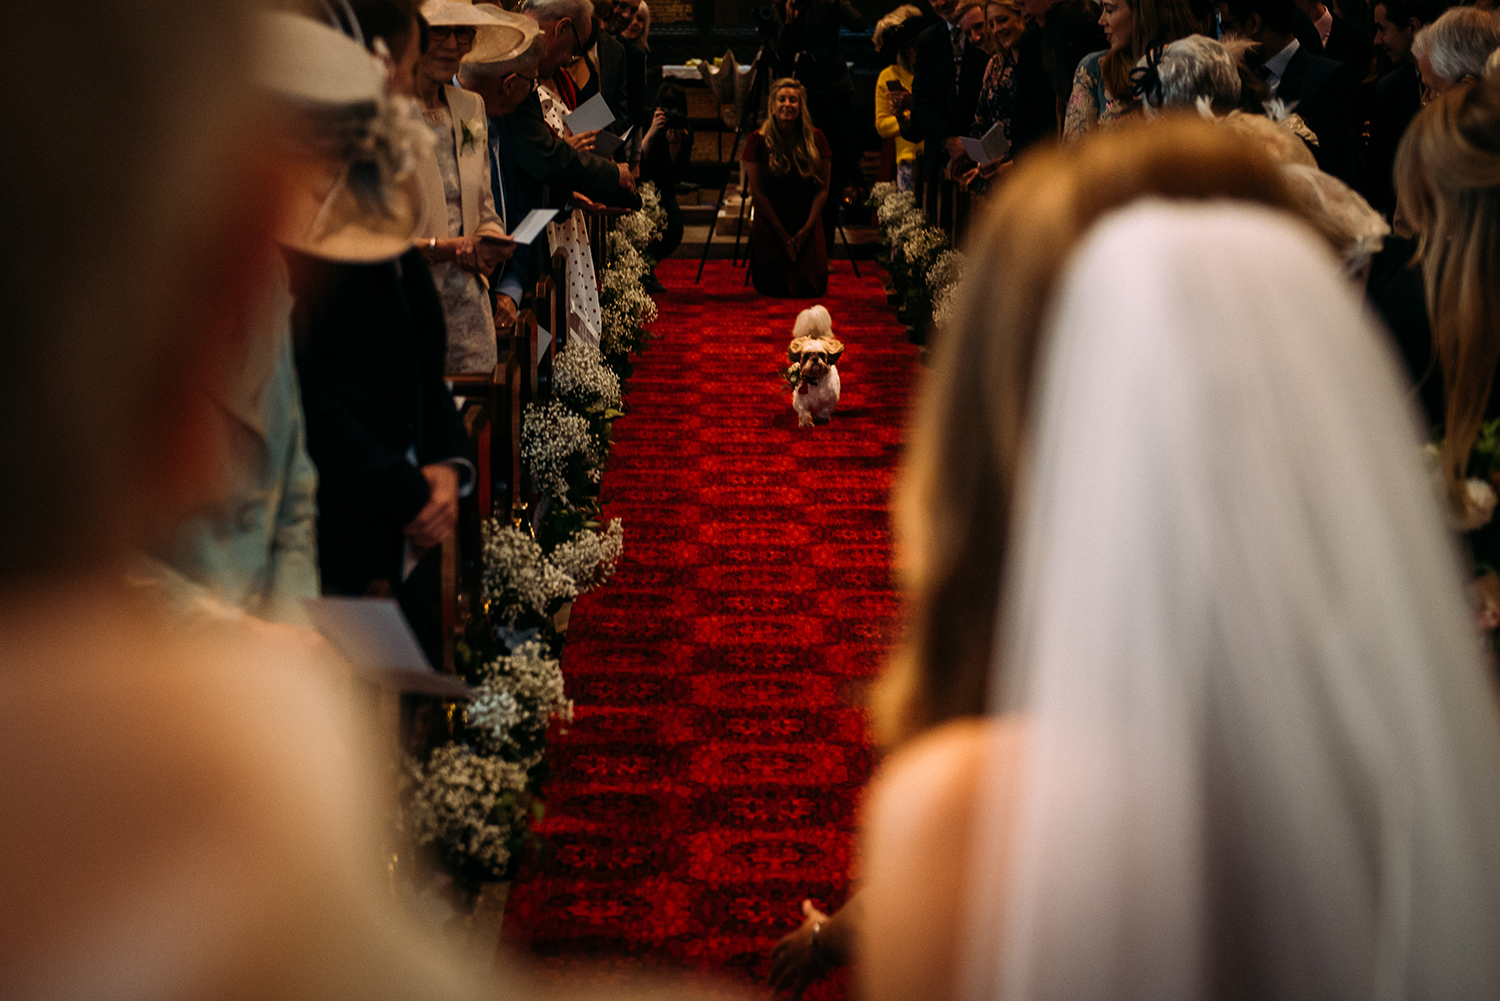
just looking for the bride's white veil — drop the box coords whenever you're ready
[958,201,1500,1001]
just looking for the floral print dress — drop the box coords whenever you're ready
[537,85,604,350]
[971,49,1018,152]
[1063,50,1137,143]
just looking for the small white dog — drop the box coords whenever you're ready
[787,305,844,428]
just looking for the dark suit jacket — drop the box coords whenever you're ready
[1011,24,1058,152]
[285,248,471,595]
[1366,62,1421,217]
[595,32,641,133]
[490,90,637,210]
[486,118,535,306]
[1277,44,1365,192]
[913,21,990,174]
[773,0,864,94]
[1320,11,1373,73]
[1011,0,1107,151]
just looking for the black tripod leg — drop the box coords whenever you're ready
[839,223,860,278]
[695,182,725,284]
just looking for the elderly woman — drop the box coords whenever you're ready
[413,0,515,373]
[1412,6,1500,103]
[1063,0,1198,139]
[742,78,831,299]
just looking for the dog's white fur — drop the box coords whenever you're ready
[788,305,844,428]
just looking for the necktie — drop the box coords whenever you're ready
[950,24,964,94]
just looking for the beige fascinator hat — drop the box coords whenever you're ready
[256,11,427,262]
[470,4,543,64]
[421,0,532,64]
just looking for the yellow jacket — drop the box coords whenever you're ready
[875,64,923,164]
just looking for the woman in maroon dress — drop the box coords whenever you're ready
[742,78,832,298]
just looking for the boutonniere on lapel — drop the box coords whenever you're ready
[460,117,483,154]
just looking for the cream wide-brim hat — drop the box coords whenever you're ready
[471,3,542,65]
[256,12,424,262]
[421,0,533,64]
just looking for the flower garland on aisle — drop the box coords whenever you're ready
[401,185,666,893]
[868,182,966,342]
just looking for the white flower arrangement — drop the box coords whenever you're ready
[404,743,531,881]
[521,400,603,501]
[876,190,918,226]
[600,273,659,358]
[468,639,574,764]
[480,520,579,624]
[615,182,666,250]
[901,226,949,268]
[868,181,898,206]
[547,517,624,594]
[606,231,651,283]
[553,344,623,414]
[927,249,964,294]
[931,281,962,330]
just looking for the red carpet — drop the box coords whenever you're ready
[503,258,918,997]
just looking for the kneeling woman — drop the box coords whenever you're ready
[743,78,830,298]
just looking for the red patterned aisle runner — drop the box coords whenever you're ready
[503,258,918,998]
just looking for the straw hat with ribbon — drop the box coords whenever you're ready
[255,11,430,262]
[420,0,533,64]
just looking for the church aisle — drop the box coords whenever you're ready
[503,258,919,997]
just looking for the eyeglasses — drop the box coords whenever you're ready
[508,73,540,93]
[429,25,478,43]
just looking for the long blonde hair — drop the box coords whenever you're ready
[757,78,821,180]
[876,116,1305,747]
[1396,75,1500,509]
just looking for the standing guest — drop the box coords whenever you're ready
[743,78,832,298]
[621,0,649,49]
[960,0,999,56]
[1009,0,1108,151]
[1412,7,1500,102]
[606,0,641,33]
[1392,75,1500,621]
[463,4,545,330]
[412,0,515,373]
[772,0,865,255]
[639,83,693,279]
[1219,0,1365,190]
[874,6,927,192]
[915,0,994,177]
[1367,0,1444,215]
[290,0,477,661]
[969,0,1028,176]
[1063,0,1198,140]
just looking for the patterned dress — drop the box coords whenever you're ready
[971,49,1018,152]
[423,107,499,373]
[1063,50,1137,143]
[538,85,604,350]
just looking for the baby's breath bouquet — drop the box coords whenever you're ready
[463,639,574,767]
[402,743,534,887]
[616,181,667,249]
[522,400,606,503]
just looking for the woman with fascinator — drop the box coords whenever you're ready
[412,0,516,373]
[742,78,831,299]
[1063,0,1198,140]
[850,118,1500,1000]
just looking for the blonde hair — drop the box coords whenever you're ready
[756,78,821,180]
[876,116,1305,747]
[1395,75,1500,509]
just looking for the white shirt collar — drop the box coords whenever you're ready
[1263,37,1300,91]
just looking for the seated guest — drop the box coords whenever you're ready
[1064,0,1198,140]
[743,78,832,299]
[413,1,516,373]
[1367,0,1444,216]
[915,0,993,178]
[639,84,693,276]
[873,5,926,192]
[289,0,476,661]
[461,6,547,329]
[1219,0,1366,190]
[857,118,1500,1001]
[1412,7,1500,102]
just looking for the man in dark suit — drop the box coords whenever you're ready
[1011,0,1107,151]
[287,247,473,658]
[1366,0,1442,215]
[914,0,991,178]
[1220,0,1365,193]
[1298,0,1374,72]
